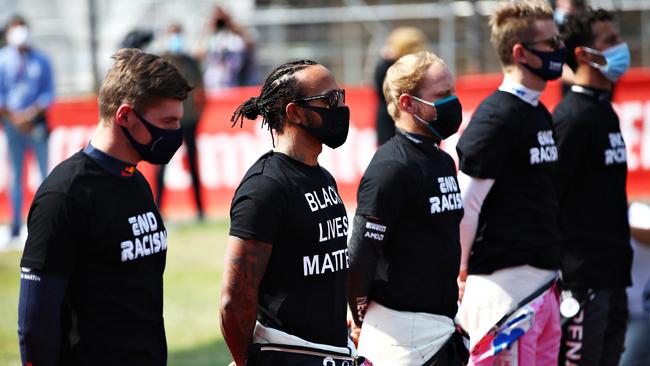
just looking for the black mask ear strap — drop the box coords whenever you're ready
[294,103,330,113]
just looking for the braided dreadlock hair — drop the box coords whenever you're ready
[231,60,318,144]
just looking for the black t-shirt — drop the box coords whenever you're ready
[229,151,349,347]
[553,86,632,289]
[20,152,167,365]
[456,90,561,275]
[356,131,462,318]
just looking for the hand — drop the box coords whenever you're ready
[8,111,33,134]
[348,315,362,347]
[227,362,236,366]
[457,268,468,303]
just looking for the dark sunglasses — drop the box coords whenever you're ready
[292,89,345,110]
[522,35,565,51]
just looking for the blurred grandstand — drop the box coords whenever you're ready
[2,0,650,96]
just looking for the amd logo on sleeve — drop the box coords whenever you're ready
[120,212,167,262]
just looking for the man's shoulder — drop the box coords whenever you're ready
[553,92,594,127]
[370,138,410,168]
[237,153,287,192]
[38,153,97,197]
[472,91,521,124]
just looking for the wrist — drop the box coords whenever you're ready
[458,267,468,281]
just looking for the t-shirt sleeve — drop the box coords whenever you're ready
[20,192,84,277]
[229,174,286,244]
[456,109,512,179]
[355,159,411,226]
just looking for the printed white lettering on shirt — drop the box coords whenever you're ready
[318,215,348,243]
[304,186,342,212]
[303,248,350,276]
[365,222,386,232]
[604,132,627,165]
[20,269,41,282]
[430,176,463,214]
[530,130,559,165]
[364,221,386,241]
[120,211,167,262]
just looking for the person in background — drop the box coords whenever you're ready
[456,1,566,364]
[553,8,633,365]
[554,0,589,94]
[196,6,256,91]
[157,23,206,221]
[0,15,54,246]
[373,27,428,146]
[120,28,154,50]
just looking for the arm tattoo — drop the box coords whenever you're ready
[220,237,272,365]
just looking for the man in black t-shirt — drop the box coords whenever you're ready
[455,1,566,364]
[17,48,191,366]
[554,9,632,365]
[348,51,466,366]
[222,61,366,366]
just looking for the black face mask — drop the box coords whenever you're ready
[521,46,567,81]
[411,95,463,140]
[121,110,183,165]
[298,105,350,149]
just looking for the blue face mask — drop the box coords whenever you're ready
[166,33,184,54]
[584,42,631,82]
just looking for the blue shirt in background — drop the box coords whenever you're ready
[0,45,54,112]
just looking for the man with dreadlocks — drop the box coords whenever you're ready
[220,60,367,366]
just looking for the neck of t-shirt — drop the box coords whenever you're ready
[498,78,541,107]
[396,128,440,154]
[83,142,137,178]
[570,84,612,103]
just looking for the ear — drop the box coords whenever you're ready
[512,43,528,65]
[285,102,304,126]
[115,104,132,127]
[398,94,416,114]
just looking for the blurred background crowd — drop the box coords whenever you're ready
[2,0,650,96]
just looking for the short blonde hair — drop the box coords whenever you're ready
[383,51,446,121]
[490,0,553,66]
[386,27,428,59]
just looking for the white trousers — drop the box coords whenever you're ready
[357,301,455,366]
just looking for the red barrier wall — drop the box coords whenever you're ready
[1,69,649,221]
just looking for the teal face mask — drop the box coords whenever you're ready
[584,42,631,82]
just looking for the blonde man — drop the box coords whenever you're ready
[348,51,466,365]
[455,1,566,365]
